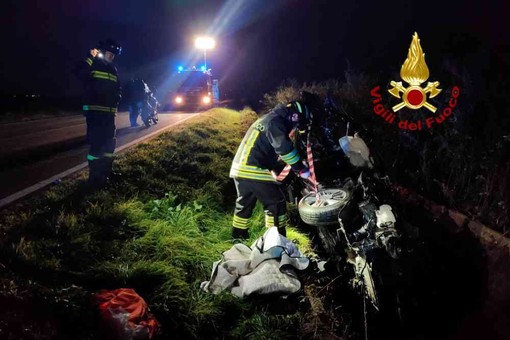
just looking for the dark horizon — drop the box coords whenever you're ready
[1,0,509,103]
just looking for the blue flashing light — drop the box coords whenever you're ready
[177,66,184,72]
[200,65,206,71]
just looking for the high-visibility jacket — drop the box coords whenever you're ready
[230,105,306,182]
[75,54,121,114]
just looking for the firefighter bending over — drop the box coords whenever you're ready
[75,39,122,187]
[229,100,313,240]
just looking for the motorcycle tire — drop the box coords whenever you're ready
[143,118,151,128]
[298,188,351,226]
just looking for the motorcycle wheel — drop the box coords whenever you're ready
[143,118,151,128]
[298,188,351,226]
[315,225,341,254]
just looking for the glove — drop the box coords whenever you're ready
[299,168,311,179]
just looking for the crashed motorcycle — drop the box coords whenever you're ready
[292,96,406,333]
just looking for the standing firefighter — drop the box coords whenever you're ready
[75,39,122,186]
[230,100,313,240]
[124,78,146,127]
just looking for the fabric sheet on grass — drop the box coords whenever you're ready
[201,227,310,297]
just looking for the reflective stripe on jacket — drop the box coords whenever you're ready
[82,105,118,113]
[230,105,305,182]
[75,55,121,114]
[90,70,118,82]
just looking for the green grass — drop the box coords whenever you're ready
[0,107,315,339]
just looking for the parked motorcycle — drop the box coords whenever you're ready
[142,93,159,127]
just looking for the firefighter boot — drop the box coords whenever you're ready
[88,160,107,188]
[277,227,287,237]
[103,157,122,183]
[231,227,249,242]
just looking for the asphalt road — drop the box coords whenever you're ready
[0,111,199,202]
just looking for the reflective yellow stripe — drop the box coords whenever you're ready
[91,71,106,77]
[104,153,115,158]
[83,105,117,113]
[234,173,275,181]
[234,165,270,174]
[230,173,275,181]
[233,215,249,229]
[233,215,249,223]
[92,74,117,82]
[85,58,93,66]
[93,74,109,80]
[88,105,114,111]
[233,220,249,227]
[233,215,249,228]
[231,119,282,182]
[281,148,300,165]
[238,164,269,171]
[91,70,118,82]
[88,105,117,112]
[265,214,287,228]
[278,215,288,228]
[91,70,109,77]
[230,165,275,181]
[265,214,276,228]
[240,129,259,165]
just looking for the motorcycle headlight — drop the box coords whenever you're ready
[175,96,183,104]
[202,96,211,104]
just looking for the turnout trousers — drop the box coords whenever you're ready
[128,101,144,127]
[232,178,288,235]
[85,111,116,184]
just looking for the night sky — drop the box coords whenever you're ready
[1,0,508,103]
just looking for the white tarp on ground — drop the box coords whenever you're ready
[201,227,310,298]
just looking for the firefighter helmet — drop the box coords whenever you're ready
[287,100,311,131]
[98,39,122,55]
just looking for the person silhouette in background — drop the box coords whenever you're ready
[124,78,146,127]
[74,39,122,187]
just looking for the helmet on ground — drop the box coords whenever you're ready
[98,39,122,55]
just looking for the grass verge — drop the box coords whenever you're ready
[0,108,318,339]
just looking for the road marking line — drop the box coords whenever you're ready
[0,114,198,208]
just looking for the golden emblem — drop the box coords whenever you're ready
[388,32,441,112]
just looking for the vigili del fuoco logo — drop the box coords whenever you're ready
[370,32,460,131]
